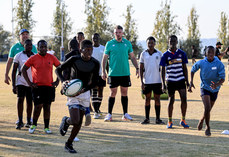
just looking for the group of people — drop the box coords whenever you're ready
[4,25,227,154]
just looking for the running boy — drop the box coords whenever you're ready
[188,46,225,136]
[160,35,190,129]
[21,40,60,134]
[12,39,34,129]
[139,36,164,124]
[55,40,99,153]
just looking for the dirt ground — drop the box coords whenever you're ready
[1,60,229,157]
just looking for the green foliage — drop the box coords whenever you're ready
[123,4,143,56]
[84,0,113,45]
[152,0,181,53]
[51,0,72,59]
[217,12,228,50]
[15,0,36,38]
[0,25,12,55]
[181,7,202,59]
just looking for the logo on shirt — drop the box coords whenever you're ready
[124,44,127,47]
[212,67,217,70]
[179,54,182,57]
[16,48,19,50]
[168,57,171,60]
[112,44,115,47]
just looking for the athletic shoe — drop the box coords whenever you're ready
[221,130,229,135]
[104,113,112,122]
[29,125,36,134]
[65,142,77,153]
[156,119,165,124]
[44,128,52,134]
[180,120,189,129]
[167,122,173,129]
[122,113,133,121]
[205,128,211,136]
[60,116,69,136]
[74,137,80,142]
[141,119,150,124]
[98,110,103,116]
[16,122,24,129]
[93,112,100,119]
[85,114,91,126]
[25,122,32,128]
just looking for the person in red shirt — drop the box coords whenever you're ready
[22,40,60,134]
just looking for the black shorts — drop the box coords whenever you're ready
[200,88,218,101]
[108,76,131,88]
[142,83,163,95]
[97,76,106,87]
[32,86,55,105]
[167,80,186,96]
[17,85,32,101]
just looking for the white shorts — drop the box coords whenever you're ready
[66,90,90,107]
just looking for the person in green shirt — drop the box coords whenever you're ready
[4,29,37,85]
[102,25,139,122]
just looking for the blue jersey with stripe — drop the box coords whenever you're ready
[160,49,188,82]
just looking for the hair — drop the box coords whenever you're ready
[68,39,79,51]
[169,35,178,40]
[93,33,100,37]
[77,32,84,36]
[206,45,215,54]
[24,39,32,44]
[81,40,93,49]
[146,36,156,42]
[114,25,123,30]
[37,40,47,47]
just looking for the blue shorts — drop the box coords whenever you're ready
[200,88,218,101]
[68,104,87,111]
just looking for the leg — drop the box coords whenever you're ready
[120,86,128,114]
[154,94,164,124]
[168,95,175,121]
[91,88,99,113]
[97,86,104,111]
[25,91,33,126]
[43,103,51,129]
[32,103,43,126]
[108,87,117,114]
[141,91,151,124]
[178,89,187,119]
[16,97,25,129]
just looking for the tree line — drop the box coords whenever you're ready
[0,0,228,59]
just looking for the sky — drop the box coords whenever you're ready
[0,0,229,42]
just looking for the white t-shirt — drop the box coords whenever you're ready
[139,49,162,84]
[13,51,33,86]
[47,50,55,55]
[92,45,105,75]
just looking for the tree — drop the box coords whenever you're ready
[217,12,228,50]
[0,25,12,56]
[15,0,35,37]
[84,0,113,45]
[182,7,202,58]
[123,4,143,56]
[152,0,181,52]
[51,0,72,59]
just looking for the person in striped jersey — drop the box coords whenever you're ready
[160,35,190,129]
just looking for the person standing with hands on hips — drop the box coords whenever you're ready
[102,25,139,122]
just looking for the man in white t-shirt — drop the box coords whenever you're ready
[47,47,56,56]
[91,33,106,119]
[12,39,34,129]
[139,36,165,125]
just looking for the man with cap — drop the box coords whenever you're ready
[4,29,37,85]
[215,42,224,60]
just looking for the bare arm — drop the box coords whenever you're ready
[188,72,195,93]
[182,63,189,88]
[11,63,19,94]
[21,64,37,88]
[161,66,166,92]
[101,54,109,80]
[129,52,139,78]
[140,63,145,90]
[4,57,13,84]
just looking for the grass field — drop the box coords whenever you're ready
[1,60,229,157]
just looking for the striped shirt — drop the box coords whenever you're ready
[160,49,188,82]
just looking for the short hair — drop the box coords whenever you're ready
[81,40,93,49]
[24,39,32,44]
[169,35,178,40]
[93,33,100,37]
[77,32,84,36]
[206,46,215,54]
[114,25,123,30]
[68,39,79,51]
[37,40,47,47]
[146,36,156,42]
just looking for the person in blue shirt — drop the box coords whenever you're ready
[188,46,225,136]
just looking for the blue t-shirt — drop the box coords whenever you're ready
[191,56,225,93]
[160,49,188,82]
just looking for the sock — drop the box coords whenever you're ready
[168,117,172,122]
[33,119,38,126]
[18,116,23,123]
[97,97,103,111]
[182,116,185,121]
[121,96,128,114]
[145,105,150,120]
[93,102,99,113]
[67,139,73,145]
[27,117,31,124]
[155,105,160,120]
[44,119,50,129]
[108,97,115,114]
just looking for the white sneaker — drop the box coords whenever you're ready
[104,113,112,122]
[122,113,133,121]
[93,112,100,119]
[44,128,52,134]
[85,114,91,126]
[222,130,229,135]
[74,137,80,142]
[29,125,36,134]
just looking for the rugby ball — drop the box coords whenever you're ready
[63,79,83,96]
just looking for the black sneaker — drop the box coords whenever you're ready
[16,122,24,129]
[141,119,150,124]
[60,116,70,136]
[156,119,165,124]
[65,142,77,153]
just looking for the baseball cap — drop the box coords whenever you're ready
[19,29,29,35]
[216,41,223,45]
